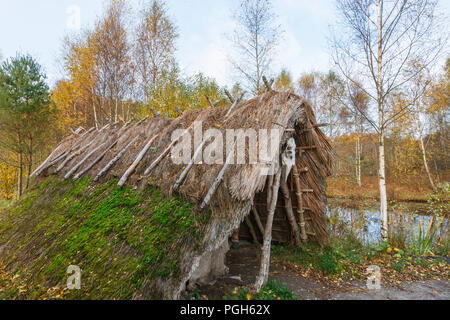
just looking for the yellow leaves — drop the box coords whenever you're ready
[0,159,17,200]
[387,247,392,253]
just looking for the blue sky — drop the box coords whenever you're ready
[1,0,446,88]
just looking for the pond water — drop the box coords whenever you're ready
[326,203,449,246]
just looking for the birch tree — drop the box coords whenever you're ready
[134,0,178,103]
[331,0,446,241]
[229,0,282,95]
[93,0,132,123]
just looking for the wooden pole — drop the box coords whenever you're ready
[266,175,274,207]
[31,127,96,177]
[55,140,96,174]
[280,180,302,245]
[224,89,234,104]
[133,116,149,127]
[94,136,139,182]
[292,165,307,243]
[143,124,194,176]
[252,207,265,236]
[225,93,244,118]
[64,143,106,180]
[118,134,160,187]
[30,145,65,177]
[245,216,259,244]
[173,137,212,191]
[200,137,238,210]
[122,117,135,128]
[205,95,219,108]
[254,168,281,292]
[73,140,118,181]
[262,75,272,91]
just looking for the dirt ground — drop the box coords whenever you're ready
[198,242,450,300]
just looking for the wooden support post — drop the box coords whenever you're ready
[280,180,302,245]
[224,89,234,104]
[31,144,65,177]
[262,75,272,91]
[266,175,274,208]
[245,216,259,244]
[254,168,281,292]
[122,117,135,128]
[144,116,204,177]
[252,207,265,236]
[149,107,162,117]
[200,137,239,210]
[73,140,118,181]
[100,123,110,131]
[144,134,180,176]
[173,137,212,191]
[205,95,219,108]
[64,143,106,180]
[56,140,96,174]
[292,165,307,243]
[224,93,244,118]
[32,127,97,177]
[118,134,160,187]
[133,116,149,127]
[94,136,139,182]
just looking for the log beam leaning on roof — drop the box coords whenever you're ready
[73,140,118,181]
[64,142,106,180]
[31,127,96,177]
[199,135,241,210]
[118,134,160,187]
[143,122,196,176]
[173,136,212,191]
[55,140,96,174]
[94,136,140,182]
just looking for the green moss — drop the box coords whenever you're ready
[224,280,297,300]
[0,177,208,300]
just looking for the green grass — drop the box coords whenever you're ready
[0,177,210,299]
[0,200,11,210]
[272,235,364,276]
[223,280,297,300]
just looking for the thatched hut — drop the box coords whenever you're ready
[31,89,333,298]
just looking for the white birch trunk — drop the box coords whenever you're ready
[254,168,281,292]
[377,0,388,242]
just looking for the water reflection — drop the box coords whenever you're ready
[326,204,449,246]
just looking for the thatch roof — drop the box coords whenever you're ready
[32,90,333,298]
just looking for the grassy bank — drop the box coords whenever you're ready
[271,236,449,289]
[0,177,209,300]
